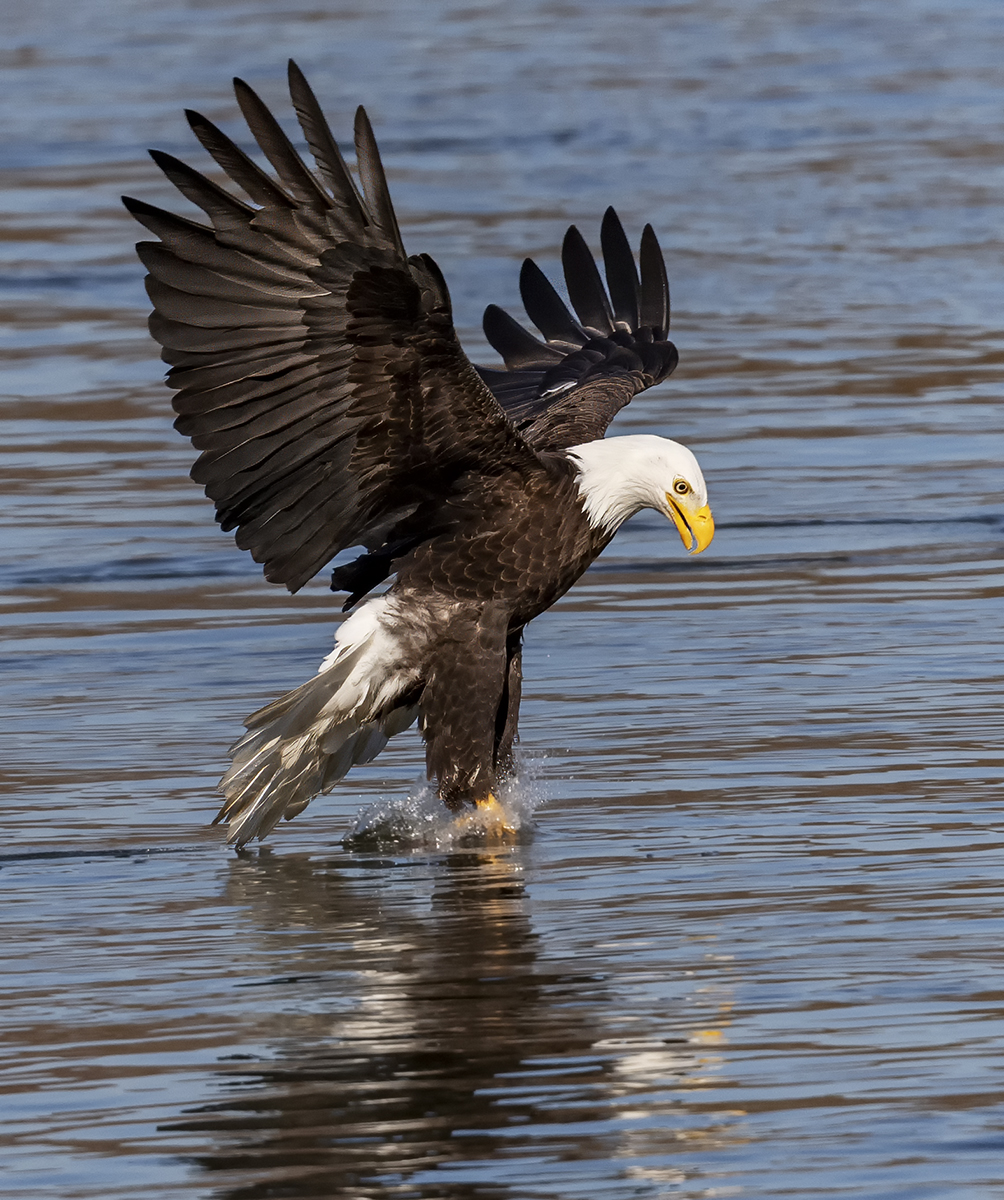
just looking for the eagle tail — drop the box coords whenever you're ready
[215,598,419,847]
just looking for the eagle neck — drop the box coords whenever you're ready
[566,437,654,536]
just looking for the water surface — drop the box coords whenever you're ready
[3,2,1004,1196]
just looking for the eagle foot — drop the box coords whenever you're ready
[452,793,519,841]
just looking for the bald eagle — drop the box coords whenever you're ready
[125,63,714,846]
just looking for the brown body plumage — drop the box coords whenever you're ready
[126,63,712,845]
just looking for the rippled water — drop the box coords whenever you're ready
[4,1,1004,1196]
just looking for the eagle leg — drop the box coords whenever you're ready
[419,604,511,812]
[493,628,524,783]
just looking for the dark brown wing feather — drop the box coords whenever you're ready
[478,208,678,451]
[125,62,537,593]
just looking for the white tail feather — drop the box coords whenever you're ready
[216,597,421,846]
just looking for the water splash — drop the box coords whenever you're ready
[343,757,545,851]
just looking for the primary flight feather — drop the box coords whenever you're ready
[125,62,714,846]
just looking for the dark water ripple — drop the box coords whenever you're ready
[3,1,1004,1197]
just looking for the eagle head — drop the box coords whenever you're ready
[568,434,714,553]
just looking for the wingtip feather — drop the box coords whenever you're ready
[353,106,405,256]
[600,206,640,331]
[286,62,368,222]
[483,303,565,369]
[639,223,670,336]
[518,257,587,348]
[561,224,614,335]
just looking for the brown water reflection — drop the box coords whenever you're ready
[166,851,736,1199]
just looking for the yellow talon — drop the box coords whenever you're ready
[452,793,519,840]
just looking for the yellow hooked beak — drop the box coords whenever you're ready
[665,495,715,554]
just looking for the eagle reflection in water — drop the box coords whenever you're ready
[163,850,737,1196]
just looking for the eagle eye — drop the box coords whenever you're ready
[673,480,691,496]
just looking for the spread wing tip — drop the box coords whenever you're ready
[353,104,405,257]
[600,206,641,331]
[639,223,670,337]
[481,214,678,446]
[487,213,672,368]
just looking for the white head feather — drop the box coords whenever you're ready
[568,434,708,536]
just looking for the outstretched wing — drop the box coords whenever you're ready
[125,62,537,593]
[477,208,679,452]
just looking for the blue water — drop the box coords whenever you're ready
[3,1,1004,1196]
